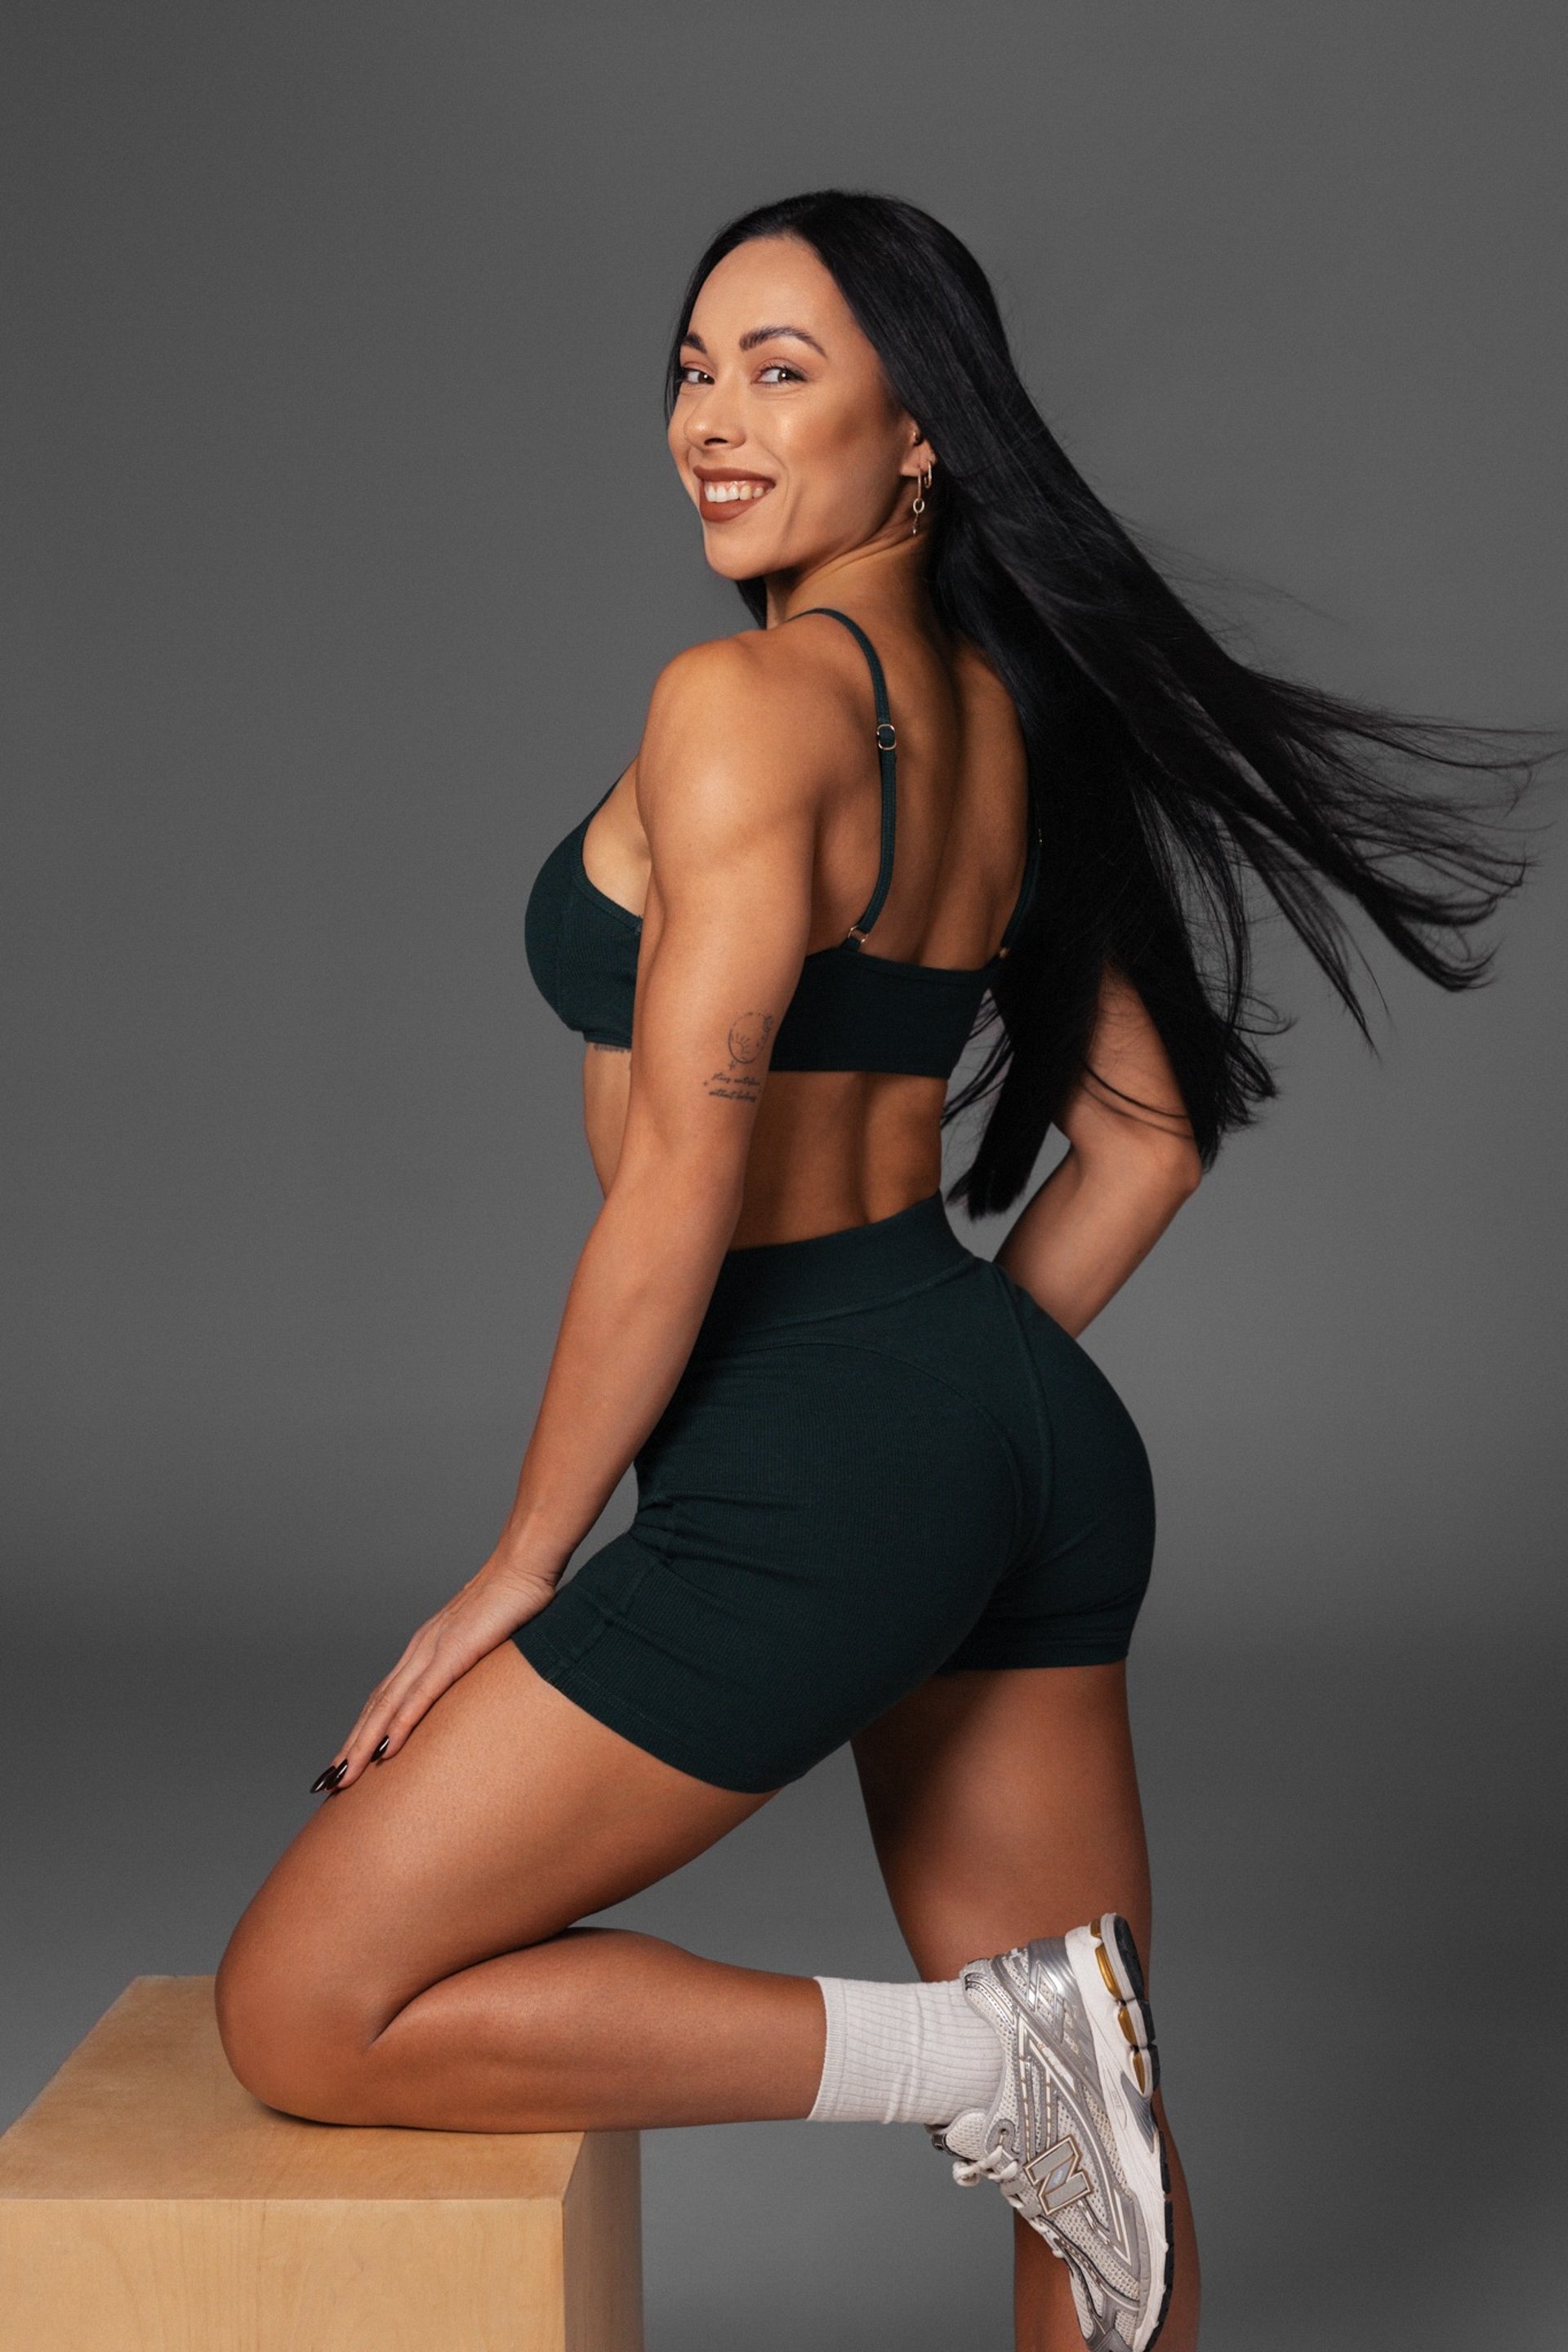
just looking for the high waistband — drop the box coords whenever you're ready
[696,1192,978,1346]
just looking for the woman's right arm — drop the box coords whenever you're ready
[996,968,1201,1336]
[323,635,823,1786]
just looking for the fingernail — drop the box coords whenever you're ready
[310,1761,347,1793]
[372,1737,389,1762]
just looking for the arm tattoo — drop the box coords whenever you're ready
[704,1011,774,1102]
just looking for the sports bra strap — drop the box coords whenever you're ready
[794,604,1040,964]
[796,606,898,945]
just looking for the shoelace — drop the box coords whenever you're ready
[951,2141,1022,2189]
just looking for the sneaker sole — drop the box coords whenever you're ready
[1062,1914,1173,2352]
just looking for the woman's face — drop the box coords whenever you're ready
[667,235,933,586]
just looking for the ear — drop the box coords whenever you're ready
[897,421,939,481]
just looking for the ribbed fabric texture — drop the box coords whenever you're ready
[807,1974,1002,2127]
[514,1196,1154,1793]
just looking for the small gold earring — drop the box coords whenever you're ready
[911,465,933,537]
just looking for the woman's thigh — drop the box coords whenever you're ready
[217,1640,770,2056]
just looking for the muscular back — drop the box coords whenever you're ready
[577,612,1031,1242]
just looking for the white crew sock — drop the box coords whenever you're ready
[807,1972,1003,2127]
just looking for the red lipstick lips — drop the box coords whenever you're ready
[693,466,775,524]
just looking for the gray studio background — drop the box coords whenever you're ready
[4,6,1565,2348]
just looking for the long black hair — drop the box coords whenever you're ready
[666,190,1547,1215]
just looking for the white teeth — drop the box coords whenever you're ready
[703,480,768,502]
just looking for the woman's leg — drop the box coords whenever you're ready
[852,1662,1200,2352]
[216,1639,825,2129]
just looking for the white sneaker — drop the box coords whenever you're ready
[930,1913,1172,2351]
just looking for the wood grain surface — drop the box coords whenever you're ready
[0,1976,643,2352]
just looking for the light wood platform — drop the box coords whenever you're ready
[0,1976,643,2352]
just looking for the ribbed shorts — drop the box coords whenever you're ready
[512,1192,1155,1793]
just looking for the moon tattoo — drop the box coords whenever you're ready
[705,1010,776,1101]
[726,1013,773,1065]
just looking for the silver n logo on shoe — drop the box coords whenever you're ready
[1023,2136,1093,2214]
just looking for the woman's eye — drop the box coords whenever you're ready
[676,364,712,387]
[758,364,803,385]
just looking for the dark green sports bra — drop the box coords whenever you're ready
[523,607,1040,1078]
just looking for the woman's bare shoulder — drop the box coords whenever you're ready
[637,621,871,824]
[648,615,873,710]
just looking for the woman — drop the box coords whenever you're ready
[216,191,1530,2352]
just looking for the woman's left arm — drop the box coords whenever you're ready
[328,640,817,1784]
[996,967,1202,1339]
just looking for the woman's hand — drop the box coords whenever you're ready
[310,1557,560,1795]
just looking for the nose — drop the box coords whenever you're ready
[681,376,742,452]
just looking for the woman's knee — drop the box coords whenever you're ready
[214,1910,382,2123]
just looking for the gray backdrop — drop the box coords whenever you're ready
[4,5,1565,2346]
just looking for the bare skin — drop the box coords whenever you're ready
[217,234,1202,2351]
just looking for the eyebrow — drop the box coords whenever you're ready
[680,324,827,358]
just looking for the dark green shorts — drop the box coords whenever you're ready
[513,1193,1154,1793]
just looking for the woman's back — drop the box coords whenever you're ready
[568,608,1033,1239]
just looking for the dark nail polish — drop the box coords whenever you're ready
[310,1760,347,1793]
[372,1737,389,1762]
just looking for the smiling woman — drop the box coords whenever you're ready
[680,328,826,513]
[214,190,1544,2352]
[673,261,936,570]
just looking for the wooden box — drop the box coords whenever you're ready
[0,1976,643,2351]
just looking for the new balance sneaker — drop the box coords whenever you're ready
[931,1914,1172,2352]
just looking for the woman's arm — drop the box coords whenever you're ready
[492,639,819,1576]
[996,969,1201,1337]
[327,636,820,1783]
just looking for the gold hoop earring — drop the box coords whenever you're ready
[911,465,933,537]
